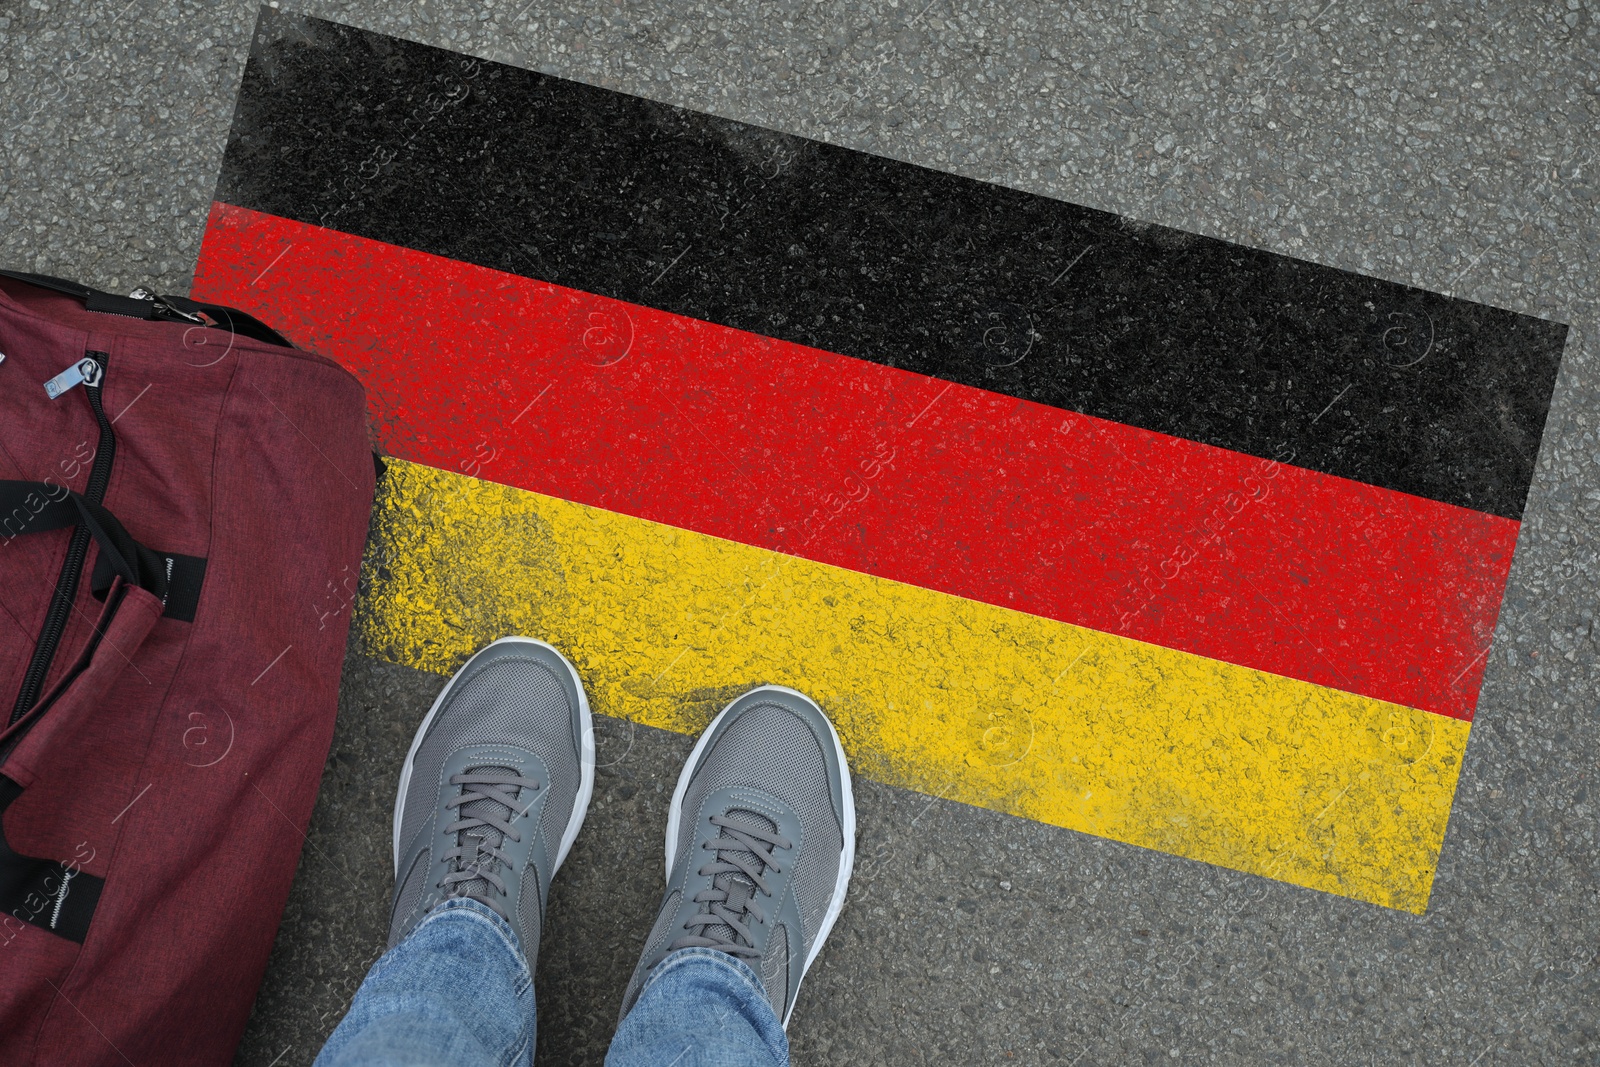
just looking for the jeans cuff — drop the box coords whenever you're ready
[639,946,770,1006]
[411,896,524,961]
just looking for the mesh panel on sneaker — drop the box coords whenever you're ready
[760,922,790,1011]
[517,861,543,965]
[398,658,579,867]
[643,888,682,964]
[677,701,844,954]
[390,848,432,948]
[624,887,684,1009]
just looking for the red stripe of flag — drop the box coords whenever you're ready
[196,202,1516,719]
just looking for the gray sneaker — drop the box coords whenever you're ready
[619,685,855,1027]
[389,636,594,969]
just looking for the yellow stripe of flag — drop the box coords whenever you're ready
[358,459,1469,912]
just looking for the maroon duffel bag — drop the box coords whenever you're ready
[0,270,374,1064]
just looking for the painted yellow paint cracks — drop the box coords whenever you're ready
[358,459,1471,913]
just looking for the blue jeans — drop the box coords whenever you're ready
[314,898,790,1067]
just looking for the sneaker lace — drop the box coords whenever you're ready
[438,768,541,912]
[671,812,794,960]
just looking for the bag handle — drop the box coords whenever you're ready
[0,269,294,348]
[0,482,170,605]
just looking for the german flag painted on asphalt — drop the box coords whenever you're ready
[196,12,1566,912]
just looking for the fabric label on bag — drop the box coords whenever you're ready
[158,554,207,622]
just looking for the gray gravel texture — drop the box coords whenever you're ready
[3,1,1599,1064]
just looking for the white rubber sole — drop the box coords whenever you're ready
[391,636,596,877]
[662,684,857,1028]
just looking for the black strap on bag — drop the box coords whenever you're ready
[0,269,294,349]
[0,776,103,944]
[0,487,167,945]
[0,482,206,621]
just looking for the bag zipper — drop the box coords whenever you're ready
[9,350,116,725]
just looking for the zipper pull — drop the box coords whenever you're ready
[130,286,207,326]
[43,354,104,399]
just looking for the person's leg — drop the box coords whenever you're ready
[607,948,787,1067]
[316,637,595,1067]
[315,898,534,1067]
[608,686,856,1067]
